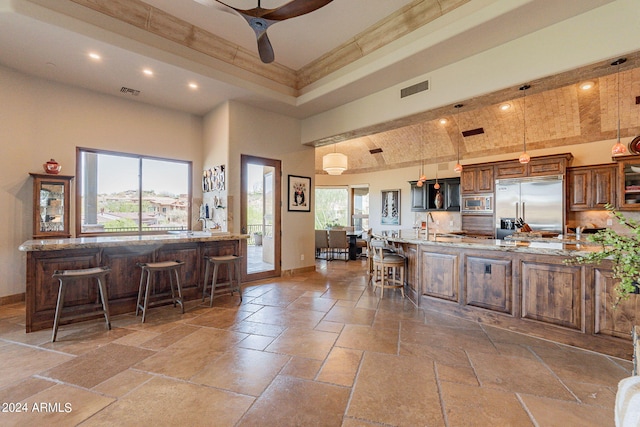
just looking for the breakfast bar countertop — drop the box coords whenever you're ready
[19,232,249,252]
[377,230,604,257]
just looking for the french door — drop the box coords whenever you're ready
[241,155,281,281]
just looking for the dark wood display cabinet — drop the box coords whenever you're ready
[29,173,73,239]
[409,178,460,212]
[616,157,640,210]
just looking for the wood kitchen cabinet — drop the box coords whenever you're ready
[568,165,616,211]
[409,178,460,211]
[494,153,572,180]
[461,165,494,194]
[29,173,73,239]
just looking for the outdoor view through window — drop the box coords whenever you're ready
[78,149,191,235]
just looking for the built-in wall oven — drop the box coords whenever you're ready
[461,194,493,213]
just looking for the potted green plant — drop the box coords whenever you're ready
[566,204,640,307]
[253,231,263,246]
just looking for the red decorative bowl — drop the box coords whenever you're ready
[43,159,61,174]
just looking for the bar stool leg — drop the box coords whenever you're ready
[235,260,242,302]
[52,280,66,342]
[136,269,146,317]
[141,271,152,323]
[209,262,220,307]
[173,267,184,313]
[96,275,112,330]
[203,259,211,302]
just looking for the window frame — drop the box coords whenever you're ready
[75,147,192,237]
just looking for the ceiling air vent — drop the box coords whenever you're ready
[400,80,429,98]
[369,148,383,154]
[120,87,141,96]
[462,127,484,137]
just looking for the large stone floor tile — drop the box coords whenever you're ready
[347,352,444,426]
[520,393,615,427]
[191,347,289,396]
[265,327,338,360]
[0,343,73,389]
[239,376,350,426]
[81,376,254,426]
[335,323,399,354]
[467,351,576,400]
[41,343,154,389]
[441,381,534,426]
[316,347,363,387]
[133,327,246,379]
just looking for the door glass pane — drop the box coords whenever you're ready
[39,182,65,233]
[247,163,275,274]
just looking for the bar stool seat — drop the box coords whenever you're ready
[51,266,111,342]
[136,260,185,323]
[203,255,242,306]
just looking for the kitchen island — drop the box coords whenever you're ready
[19,232,248,333]
[381,231,636,359]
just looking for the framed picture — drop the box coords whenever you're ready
[381,189,401,225]
[288,175,311,212]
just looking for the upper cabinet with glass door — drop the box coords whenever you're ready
[617,157,640,210]
[30,173,73,238]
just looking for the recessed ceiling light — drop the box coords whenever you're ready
[579,81,595,90]
[143,68,153,76]
[439,118,448,125]
[88,52,101,61]
[188,82,198,89]
[499,103,511,111]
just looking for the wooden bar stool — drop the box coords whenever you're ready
[203,255,242,306]
[136,261,185,323]
[51,266,111,342]
[370,239,406,298]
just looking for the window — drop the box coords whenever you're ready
[351,186,369,230]
[77,148,192,235]
[315,187,349,229]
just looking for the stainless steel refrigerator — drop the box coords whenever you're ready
[495,175,564,239]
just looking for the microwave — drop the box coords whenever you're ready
[461,194,493,213]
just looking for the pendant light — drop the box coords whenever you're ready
[453,104,464,173]
[323,143,348,175]
[417,124,427,187]
[434,141,440,190]
[611,58,627,156]
[518,84,531,164]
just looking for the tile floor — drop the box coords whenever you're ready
[0,259,632,426]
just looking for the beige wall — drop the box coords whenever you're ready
[0,65,203,298]
[223,101,316,272]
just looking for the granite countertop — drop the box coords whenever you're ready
[19,231,249,252]
[376,230,603,256]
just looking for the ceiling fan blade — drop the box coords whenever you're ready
[262,0,333,21]
[257,31,275,64]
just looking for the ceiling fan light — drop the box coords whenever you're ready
[519,152,531,164]
[612,141,627,156]
[323,152,348,175]
[454,163,463,173]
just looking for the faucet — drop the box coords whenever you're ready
[575,226,583,240]
[198,216,208,231]
[425,212,434,240]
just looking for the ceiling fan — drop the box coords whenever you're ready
[195,0,333,64]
